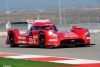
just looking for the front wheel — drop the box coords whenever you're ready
[39,32,45,48]
[8,32,19,47]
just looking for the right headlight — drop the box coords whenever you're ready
[85,31,90,36]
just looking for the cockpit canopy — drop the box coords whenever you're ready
[30,25,58,31]
[30,21,58,31]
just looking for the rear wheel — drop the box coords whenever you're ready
[39,32,45,48]
[8,32,19,47]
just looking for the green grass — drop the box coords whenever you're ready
[0,57,74,67]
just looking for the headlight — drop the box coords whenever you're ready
[85,31,90,36]
[48,31,58,37]
[48,31,53,35]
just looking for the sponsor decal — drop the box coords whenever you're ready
[18,36,26,40]
[18,36,26,43]
[33,36,37,38]
[29,35,37,38]
[27,20,34,23]
[86,37,90,39]
[18,41,26,43]
[29,35,33,38]
[49,39,57,41]
[64,32,78,37]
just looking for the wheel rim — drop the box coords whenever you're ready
[8,33,15,47]
[9,35,14,44]
[39,34,45,47]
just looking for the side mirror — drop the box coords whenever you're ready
[72,26,77,29]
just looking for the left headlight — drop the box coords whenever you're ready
[48,31,58,37]
[48,31,53,35]
[85,31,90,36]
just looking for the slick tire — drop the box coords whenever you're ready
[39,32,45,48]
[8,32,19,47]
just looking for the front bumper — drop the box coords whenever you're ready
[61,43,95,46]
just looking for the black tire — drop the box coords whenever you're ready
[46,46,54,49]
[39,32,45,48]
[8,32,19,47]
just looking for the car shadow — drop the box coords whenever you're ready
[7,45,93,49]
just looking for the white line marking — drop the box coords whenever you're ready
[50,59,100,64]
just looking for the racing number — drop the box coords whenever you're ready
[29,38,36,44]
[29,38,33,44]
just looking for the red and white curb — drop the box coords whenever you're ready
[0,52,100,66]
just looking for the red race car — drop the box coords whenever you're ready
[6,20,95,48]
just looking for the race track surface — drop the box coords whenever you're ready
[0,34,100,60]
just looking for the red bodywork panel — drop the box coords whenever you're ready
[6,21,94,47]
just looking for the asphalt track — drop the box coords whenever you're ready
[0,34,100,60]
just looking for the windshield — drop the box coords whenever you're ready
[30,25,58,31]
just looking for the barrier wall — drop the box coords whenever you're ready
[0,31,25,38]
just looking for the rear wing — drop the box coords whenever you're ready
[6,19,50,30]
[6,20,34,30]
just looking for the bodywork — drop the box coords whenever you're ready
[6,21,95,48]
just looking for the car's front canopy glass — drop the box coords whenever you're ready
[30,25,58,31]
